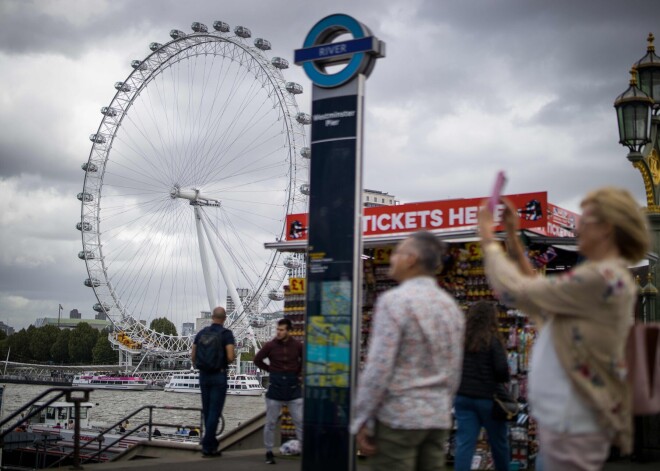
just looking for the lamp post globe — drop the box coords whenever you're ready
[613,67,653,159]
[635,33,660,114]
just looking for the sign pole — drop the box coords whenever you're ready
[295,14,384,471]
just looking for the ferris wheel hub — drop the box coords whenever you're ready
[170,186,220,207]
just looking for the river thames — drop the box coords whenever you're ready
[0,383,265,433]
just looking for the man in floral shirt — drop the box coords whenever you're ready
[351,231,465,470]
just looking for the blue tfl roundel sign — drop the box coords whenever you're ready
[294,14,385,88]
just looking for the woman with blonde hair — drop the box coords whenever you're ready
[477,187,649,471]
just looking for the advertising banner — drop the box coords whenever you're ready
[286,191,548,241]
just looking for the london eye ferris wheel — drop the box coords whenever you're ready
[77,21,310,359]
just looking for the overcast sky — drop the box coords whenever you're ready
[0,0,657,331]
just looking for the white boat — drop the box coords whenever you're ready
[72,373,148,390]
[16,401,141,463]
[165,372,265,396]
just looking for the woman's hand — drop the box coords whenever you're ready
[501,198,520,235]
[356,426,377,456]
[478,203,496,245]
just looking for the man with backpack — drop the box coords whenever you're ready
[192,306,235,457]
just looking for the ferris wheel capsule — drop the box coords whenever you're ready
[170,29,186,40]
[300,147,311,159]
[89,134,106,144]
[78,250,95,260]
[101,106,118,117]
[286,82,303,95]
[191,22,208,33]
[82,162,98,172]
[130,60,147,71]
[300,184,310,195]
[149,42,163,52]
[283,255,302,269]
[77,192,93,202]
[268,289,285,301]
[213,21,229,32]
[114,82,131,93]
[296,112,311,125]
[271,57,289,69]
[84,278,101,287]
[250,316,267,328]
[234,26,251,38]
[254,38,271,51]
[93,302,112,312]
[76,221,93,232]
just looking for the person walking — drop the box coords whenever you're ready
[454,301,511,471]
[191,306,235,458]
[478,188,649,471]
[254,318,304,464]
[351,230,465,471]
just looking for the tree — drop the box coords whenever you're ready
[6,329,31,362]
[92,335,116,365]
[30,325,60,362]
[150,317,178,336]
[51,329,71,363]
[68,323,99,364]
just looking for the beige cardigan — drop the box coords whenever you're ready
[483,242,636,454]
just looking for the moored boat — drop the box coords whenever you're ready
[72,373,148,390]
[165,372,265,396]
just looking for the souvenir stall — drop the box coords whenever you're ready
[268,192,582,468]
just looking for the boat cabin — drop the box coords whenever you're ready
[27,401,94,429]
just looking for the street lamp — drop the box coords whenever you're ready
[614,33,659,325]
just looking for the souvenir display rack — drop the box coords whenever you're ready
[280,239,577,466]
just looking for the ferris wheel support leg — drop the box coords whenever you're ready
[198,208,244,317]
[194,207,218,312]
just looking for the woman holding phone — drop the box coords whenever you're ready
[477,187,649,471]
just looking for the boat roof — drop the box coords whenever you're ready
[34,401,95,408]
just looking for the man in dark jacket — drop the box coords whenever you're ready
[254,318,303,464]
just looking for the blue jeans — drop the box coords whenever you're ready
[199,371,228,454]
[454,395,510,471]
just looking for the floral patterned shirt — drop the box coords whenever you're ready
[483,243,636,453]
[351,276,465,433]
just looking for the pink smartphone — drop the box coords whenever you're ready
[487,171,507,213]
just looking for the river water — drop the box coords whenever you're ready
[0,384,265,433]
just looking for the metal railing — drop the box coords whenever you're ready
[0,387,221,469]
[0,387,93,469]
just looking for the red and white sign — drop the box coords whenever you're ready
[285,192,548,241]
[532,203,580,238]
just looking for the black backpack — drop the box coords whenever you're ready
[195,326,226,372]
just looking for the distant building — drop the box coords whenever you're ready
[69,309,81,319]
[95,311,108,321]
[363,189,398,208]
[0,321,15,336]
[34,318,111,331]
[226,288,259,316]
[181,322,195,336]
[195,311,212,332]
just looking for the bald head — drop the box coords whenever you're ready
[212,307,227,323]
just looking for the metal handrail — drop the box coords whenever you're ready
[49,404,208,467]
[0,387,93,469]
[0,387,220,469]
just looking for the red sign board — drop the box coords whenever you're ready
[286,192,548,241]
[532,203,580,238]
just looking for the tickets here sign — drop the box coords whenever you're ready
[285,192,548,241]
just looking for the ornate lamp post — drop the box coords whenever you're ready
[614,33,660,322]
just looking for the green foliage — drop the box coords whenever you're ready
[68,322,99,364]
[149,317,178,336]
[51,329,71,363]
[92,335,116,365]
[29,325,60,362]
[6,329,31,361]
